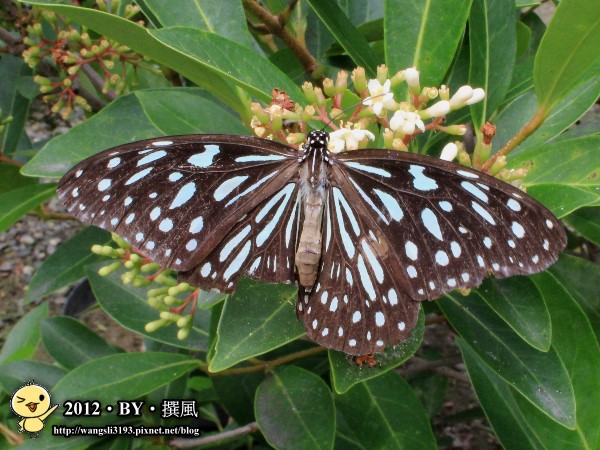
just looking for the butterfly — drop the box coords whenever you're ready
[57,130,567,355]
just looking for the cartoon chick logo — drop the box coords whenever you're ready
[10,381,58,438]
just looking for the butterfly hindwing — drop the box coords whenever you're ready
[58,135,299,272]
[298,185,420,355]
[180,182,302,292]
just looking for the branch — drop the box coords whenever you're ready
[242,0,319,76]
[481,108,546,172]
[80,64,117,101]
[170,422,259,448]
[204,345,326,377]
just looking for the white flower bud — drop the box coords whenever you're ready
[425,100,451,118]
[449,86,474,108]
[466,88,485,105]
[404,67,420,90]
[440,142,458,161]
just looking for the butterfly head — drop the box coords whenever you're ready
[306,130,329,150]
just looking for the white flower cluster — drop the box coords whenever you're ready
[327,67,485,159]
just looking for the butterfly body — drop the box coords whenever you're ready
[58,131,566,355]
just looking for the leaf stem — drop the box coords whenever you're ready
[242,0,319,76]
[205,345,326,376]
[480,107,546,172]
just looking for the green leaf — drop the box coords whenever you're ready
[510,135,600,217]
[336,371,436,449]
[494,89,538,151]
[212,371,264,425]
[515,21,532,60]
[0,163,36,194]
[534,0,600,110]
[52,352,197,403]
[531,272,600,447]
[549,255,600,343]
[477,277,551,351]
[306,0,378,76]
[329,309,424,394]
[0,183,56,233]
[563,207,600,246]
[384,0,472,87]
[0,54,31,156]
[149,27,302,102]
[40,317,118,370]
[255,366,335,450]
[0,303,48,364]
[18,0,241,110]
[22,88,246,178]
[26,227,111,302]
[512,75,600,157]
[136,0,252,48]
[86,265,211,351]
[468,0,517,128]
[438,290,576,428]
[0,361,67,395]
[210,278,303,372]
[459,340,545,449]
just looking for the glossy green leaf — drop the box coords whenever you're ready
[212,371,264,425]
[531,271,600,446]
[336,371,436,449]
[410,371,448,419]
[510,135,600,217]
[18,0,242,110]
[438,290,576,428]
[86,265,211,351]
[0,163,35,195]
[477,277,551,351]
[0,303,48,364]
[0,54,31,156]
[494,90,538,151]
[335,411,367,450]
[564,207,600,246]
[255,366,335,450]
[504,58,534,104]
[459,340,545,449]
[0,361,67,394]
[307,0,378,76]
[0,183,56,233]
[150,27,302,102]
[137,0,252,47]
[385,0,472,87]
[515,21,532,60]
[468,0,516,128]
[52,352,197,403]
[549,254,600,343]
[512,76,600,158]
[329,309,424,394]
[210,278,303,372]
[26,226,111,302]
[534,0,600,110]
[22,88,246,178]
[40,317,118,370]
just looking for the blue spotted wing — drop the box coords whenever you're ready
[298,148,566,355]
[58,135,300,287]
[58,133,566,356]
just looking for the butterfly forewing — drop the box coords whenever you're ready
[330,149,566,300]
[58,135,299,272]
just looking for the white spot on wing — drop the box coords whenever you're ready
[189,216,204,234]
[512,221,525,238]
[188,145,220,168]
[170,182,196,209]
[421,208,443,240]
[125,167,153,185]
[137,150,166,166]
[408,165,438,191]
[345,161,391,177]
[98,179,112,191]
[214,176,249,201]
[472,201,496,225]
[373,189,403,221]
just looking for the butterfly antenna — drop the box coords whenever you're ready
[320,93,387,131]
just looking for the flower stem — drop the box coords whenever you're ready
[481,107,546,172]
